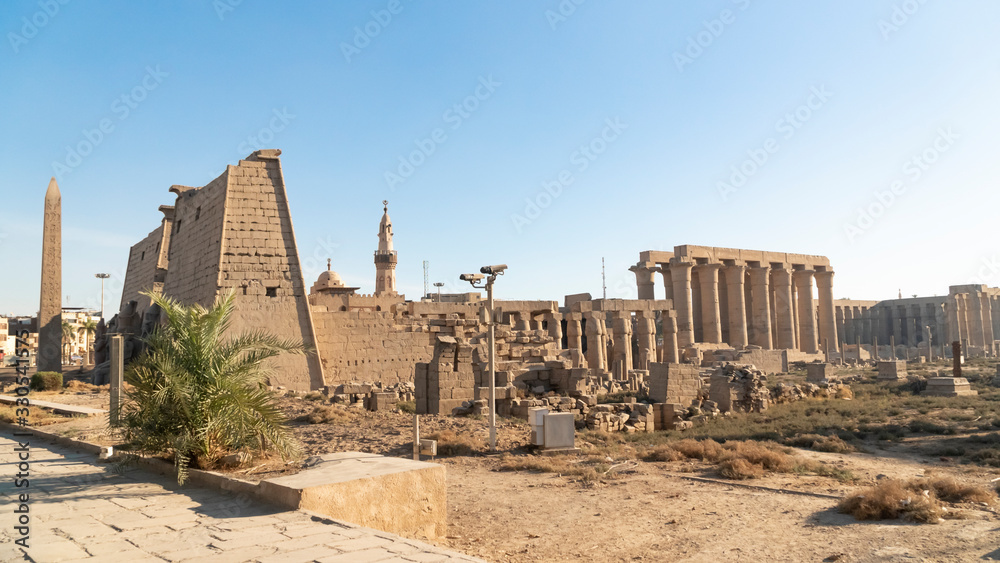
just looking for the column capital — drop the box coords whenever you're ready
[693,263,722,274]
[814,269,835,285]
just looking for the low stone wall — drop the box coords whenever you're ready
[649,363,701,405]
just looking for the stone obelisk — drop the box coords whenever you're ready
[38,178,62,373]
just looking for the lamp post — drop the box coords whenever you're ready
[433,282,444,302]
[460,264,507,451]
[95,273,110,319]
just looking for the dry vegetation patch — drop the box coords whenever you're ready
[837,475,995,524]
[296,405,356,425]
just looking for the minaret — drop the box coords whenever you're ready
[374,200,397,295]
[38,178,62,372]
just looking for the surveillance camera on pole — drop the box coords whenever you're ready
[459,263,508,452]
[480,264,507,275]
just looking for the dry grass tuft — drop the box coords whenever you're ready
[722,441,795,473]
[914,475,996,504]
[296,405,355,425]
[64,380,102,393]
[838,479,942,523]
[670,438,724,460]
[425,429,484,456]
[784,433,855,454]
[498,454,606,483]
[641,444,685,462]
[718,457,765,479]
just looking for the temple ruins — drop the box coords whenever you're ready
[109,150,1000,400]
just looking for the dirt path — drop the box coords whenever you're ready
[441,453,1000,562]
[13,388,1000,562]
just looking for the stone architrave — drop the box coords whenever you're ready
[38,178,62,373]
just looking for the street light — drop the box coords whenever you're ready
[460,264,507,451]
[433,282,444,302]
[95,273,110,319]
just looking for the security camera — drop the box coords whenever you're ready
[480,264,508,275]
[460,273,484,283]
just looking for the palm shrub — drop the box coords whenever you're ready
[112,289,305,484]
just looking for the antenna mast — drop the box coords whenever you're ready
[423,260,429,299]
[602,257,606,300]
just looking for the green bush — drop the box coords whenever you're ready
[114,290,305,484]
[30,371,62,391]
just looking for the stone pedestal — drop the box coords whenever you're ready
[805,362,834,383]
[923,377,977,397]
[877,360,907,381]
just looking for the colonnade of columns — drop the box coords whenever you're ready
[632,260,837,354]
[947,292,998,349]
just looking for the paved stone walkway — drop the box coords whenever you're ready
[0,396,105,416]
[1,434,484,562]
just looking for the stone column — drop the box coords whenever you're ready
[981,292,994,347]
[965,294,983,347]
[749,266,772,349]
[635,312,656,370]
[661,312,679,363]
[630,262,657,300]
[771,268,796,349]
[947,295,961,344]
[585,313,606,372]
[815,271,837,354]
[907,305,920,347]
[548,313,563,347]
[694,264,722,344]
[858,307,872,343]
[660,266,673,301]
[793,270,819,353]
[110,334,124,424]
[670,261,695,347]
[835,306,845,349]
[723,265,748,348]
[844,306,856,345]
[610,315,633,375]
[892,306,904,349]
[566,317,583,352]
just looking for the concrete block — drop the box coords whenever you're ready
[258,452,446,540]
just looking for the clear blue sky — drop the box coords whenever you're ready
[2,1,999,316]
